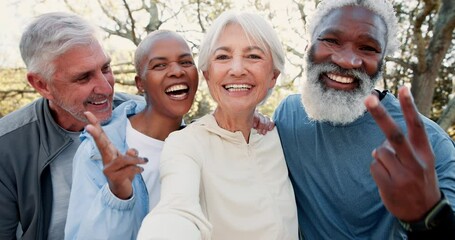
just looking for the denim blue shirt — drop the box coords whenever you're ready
[65,100,149,240]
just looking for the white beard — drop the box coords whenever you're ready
[300,59,382,125]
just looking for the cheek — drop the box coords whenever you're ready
[105,72,115,85]
[363,56,382,76]
[188,69,199,85]
[310,43,331,63]
[206,65,224,83]
[145,71,164,84]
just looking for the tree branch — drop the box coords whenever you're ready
[438,96,455,131]
[413,0,437,72]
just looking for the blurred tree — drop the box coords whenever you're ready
[381,0,455,129]
[1,0,453,138]
[287,0,454,130]
[0,68,39,117]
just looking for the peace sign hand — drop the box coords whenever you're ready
[84,111,148,200]
[364,87,440,222]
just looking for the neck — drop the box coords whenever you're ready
[213,107,254,143]
[129,108,182,141]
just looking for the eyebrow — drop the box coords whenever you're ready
[103,57,112,67]
[214,45,266,53]
[148,53,193,63]
[71,56,112,81]
[319,28,383,49]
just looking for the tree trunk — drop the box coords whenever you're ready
[411,0,455,117]
[438,97,455,131]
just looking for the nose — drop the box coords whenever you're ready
[229,56,247,77]
[330,46,362,69]
[168,62,184,78]
[93,72,114,95]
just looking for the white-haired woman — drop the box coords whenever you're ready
[138,11,298,240]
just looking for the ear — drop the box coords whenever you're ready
[135,75,144,94]
[27,73,53,100]
[269,70,280,88]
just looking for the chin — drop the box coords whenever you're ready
[301,60,381,125]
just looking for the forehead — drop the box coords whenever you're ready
[216,24,246,44]
[53,41,109,74]
[215,23,266,50]
[313,6,387,45]
[148,35,191,57]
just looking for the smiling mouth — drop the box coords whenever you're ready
[165,84,190,98]
[88,98,108,105]
[326,73,355,84]
[224,84,252,92]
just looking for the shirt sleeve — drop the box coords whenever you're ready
[137,132,212,240]
[0,165,19,239]
[64,139,145,240]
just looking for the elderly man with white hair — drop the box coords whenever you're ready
[274,0,455,239]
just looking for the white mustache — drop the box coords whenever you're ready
[300,60,382,125]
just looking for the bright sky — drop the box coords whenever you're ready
[0,0,69,67]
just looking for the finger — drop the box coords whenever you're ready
[364,95,417,168]
[370,151,392,190]
[84,111,119,165]
[127,148,139,157]
[397,87,433,163]
[267,120,275,131]
[374,143,403,178]
[253,117,259,128]
[125,149,149,165]
[254,113,275,134]
[84,110,101,126]
[105,154,148,172]
[103,165,144,180]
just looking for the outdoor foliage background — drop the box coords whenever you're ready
[0,0,454,137]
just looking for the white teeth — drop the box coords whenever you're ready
[165,84,188,93]
[90,99,107,105]
[327,73,354,84]
[225,84,252,91]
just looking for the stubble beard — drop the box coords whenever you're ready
[300,54,382,125]
[53,94,112,126]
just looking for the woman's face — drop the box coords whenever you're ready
[137,34,198,119]
[203,23,279,114]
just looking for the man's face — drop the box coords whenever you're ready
[301,5,387,125]
[47,41,114,131]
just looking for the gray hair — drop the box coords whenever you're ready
[198,11,285,74]
[134,30,187,78]
[19,12,101,81]
[307,0,399,55]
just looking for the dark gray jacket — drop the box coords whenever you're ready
[0,93,140,240]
